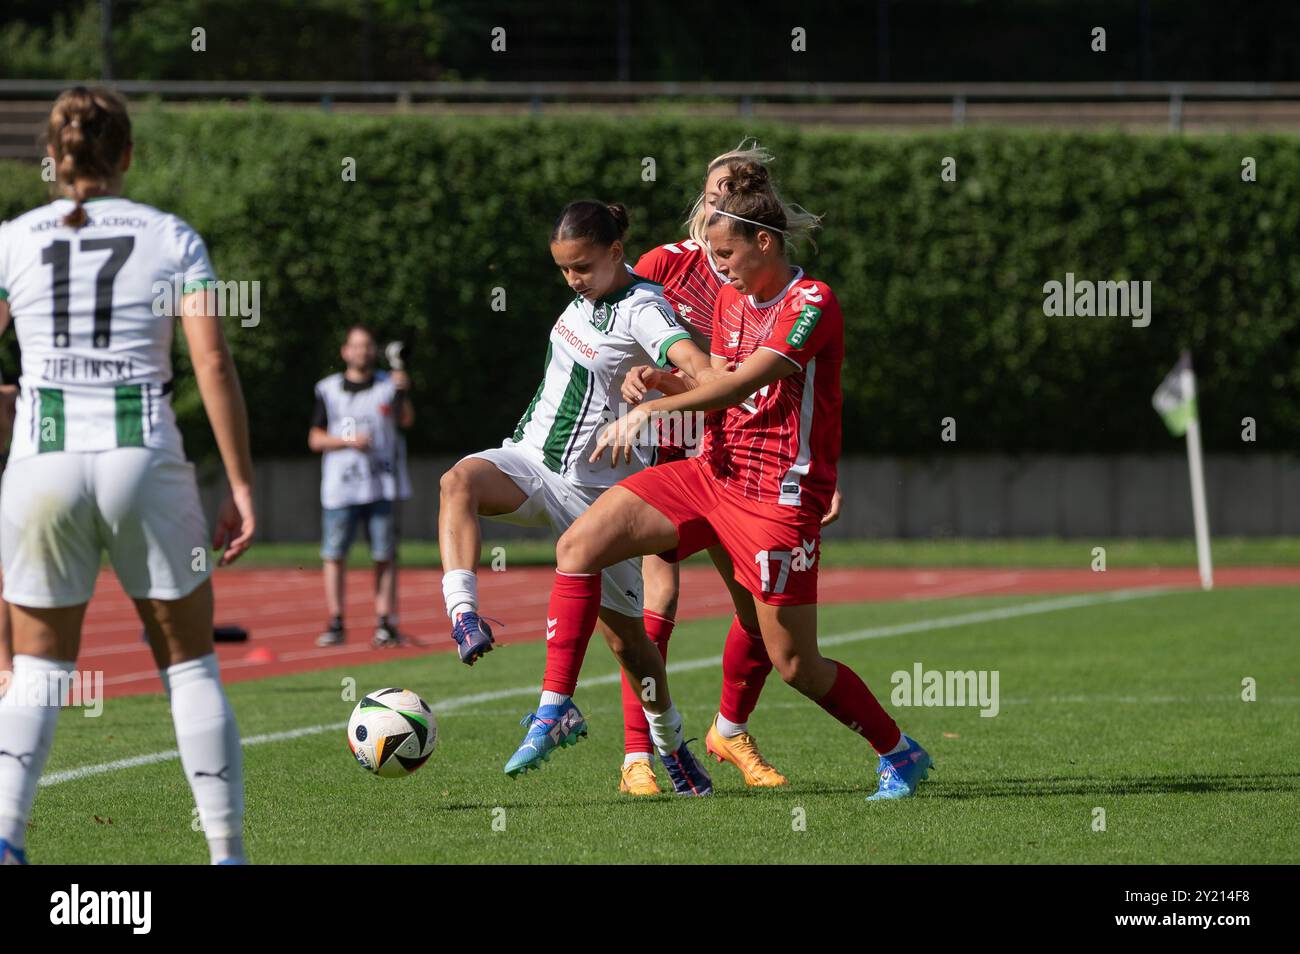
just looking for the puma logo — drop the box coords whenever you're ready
[193,765,230,782]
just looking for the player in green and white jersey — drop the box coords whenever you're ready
[437,200,720,786]
[0,87,255,864]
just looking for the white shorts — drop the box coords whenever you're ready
[1,448,212,608]
[465,443,643,617]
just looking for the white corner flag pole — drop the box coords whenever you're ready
[1180,362,1214,591]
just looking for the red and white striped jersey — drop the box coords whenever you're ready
[634,239,727,344]
[705,270,843,515]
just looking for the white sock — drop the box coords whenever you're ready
[0,655,74,848]
[167,654,245,865]
[885,734,910,756]
[442,569,478,621]
[539,690,569,708]
[624,751,653,766]
[643,705,684,757]
[714,713,748,738]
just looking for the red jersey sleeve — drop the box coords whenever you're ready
[633,244,677,284]
[757,280,842,369]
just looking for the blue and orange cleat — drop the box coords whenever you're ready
[504,699,587,777]
[452,612,495,666]
[867,735,933,800]
[0,838,27,865]
[660,739,713,796]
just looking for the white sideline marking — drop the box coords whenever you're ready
[39,587,1173,788]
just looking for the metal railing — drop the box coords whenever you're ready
[3,80,1299,159]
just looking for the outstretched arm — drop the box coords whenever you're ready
[593,349,797,466]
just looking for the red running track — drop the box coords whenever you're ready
[44,565,1300,699]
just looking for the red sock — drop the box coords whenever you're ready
[541,571,602,696]
[719,616,772,725]
[621,611,674,755]
[816,660,902,754]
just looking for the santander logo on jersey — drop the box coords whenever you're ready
[554,318,599,360]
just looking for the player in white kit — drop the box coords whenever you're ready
[0,87,256,864]
[437,201,718,790]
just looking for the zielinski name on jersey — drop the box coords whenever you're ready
[42,356,139,383]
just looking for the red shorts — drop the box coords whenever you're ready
[618,458,822,605]
[653,442,689,465]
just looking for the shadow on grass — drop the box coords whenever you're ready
[893,770,1300,800]
[432,788,782,813]
[428,771,1300,812]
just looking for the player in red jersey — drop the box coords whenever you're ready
[532,162,933,800]
[614,142,833,795]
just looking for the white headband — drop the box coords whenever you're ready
[711,208,787,235]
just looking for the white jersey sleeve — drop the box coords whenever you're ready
[627,291,692,369]
[173,216,217,292]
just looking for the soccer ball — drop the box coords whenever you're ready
[347,688,437,778]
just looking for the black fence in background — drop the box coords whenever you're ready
[4,0,1299,85]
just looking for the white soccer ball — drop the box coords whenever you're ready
[347,688,437,778]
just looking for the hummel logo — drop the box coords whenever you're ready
[799,283,824,303]
[546,617,558,641]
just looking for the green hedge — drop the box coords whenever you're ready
[2,108,1297,462]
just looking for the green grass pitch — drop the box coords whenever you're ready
[28,586,1300,864]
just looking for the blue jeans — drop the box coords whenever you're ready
[321,500,397,561]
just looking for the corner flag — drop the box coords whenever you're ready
[1152,351,1213,590]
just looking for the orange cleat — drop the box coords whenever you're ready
[618,757,663,796]
[705,716,789,787]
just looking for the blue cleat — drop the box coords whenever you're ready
[0,839,27,865]
[660,739,713,796]
[504,699,587,777]
[452,612,495,666]
[867,735,933,800]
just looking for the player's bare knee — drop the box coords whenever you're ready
[775,652,816,692]
[439,465,475,506]
[554,526,589,573]
[553,522,603,574]
[645,588,678,619]
[601,629,630,658]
